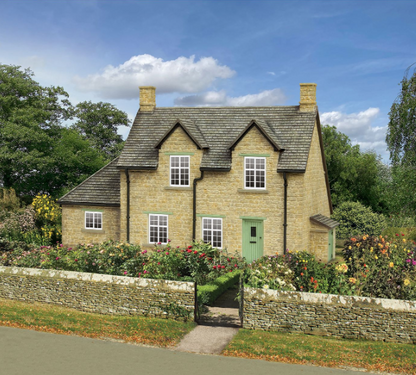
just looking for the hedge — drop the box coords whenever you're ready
[197,270,241,306]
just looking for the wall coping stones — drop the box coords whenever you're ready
[245,287,416,312]
[0,266,194,292]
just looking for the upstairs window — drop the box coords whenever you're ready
[202,217,222,248]
[85,212,102,230]
[170,156,190,186]
[149,214,168,244]
[245,157,266,189]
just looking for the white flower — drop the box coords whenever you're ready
[263,285,269,289]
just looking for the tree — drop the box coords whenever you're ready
[322,125,388,213]
[71,101,130,162]
[386,64,416,166]
[0,64,72,196]
[386,64,416,216]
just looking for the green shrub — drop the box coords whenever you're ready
[332,201,387,238]
[198,270,241,306]
[382,227,416,242]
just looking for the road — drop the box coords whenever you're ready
[0,326,375,375]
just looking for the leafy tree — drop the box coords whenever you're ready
[386,65,416,216]
[386,65,416,166]
[71,101,130,161]
[0,64,72,195]
[322,125,388,213]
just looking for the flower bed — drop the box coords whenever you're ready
[244,234,416,301]
[0,240,245,287]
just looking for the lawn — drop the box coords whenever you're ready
[0,298,195,347]
[223,329,416,375]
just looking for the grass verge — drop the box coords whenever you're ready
[0,298,195,348]
[223,329,416,374]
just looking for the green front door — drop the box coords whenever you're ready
[242,220,264,262]
[328,229,334,261]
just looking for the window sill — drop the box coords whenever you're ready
[164,186,192,191]
[238,189,269,194]
[82,229,105,234]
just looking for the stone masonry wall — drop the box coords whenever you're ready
[62,205,120,248]
[0,266,195,321]
[243,287,416,344]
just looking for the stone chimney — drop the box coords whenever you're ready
[139,86,156,111]
[299,83,317,112]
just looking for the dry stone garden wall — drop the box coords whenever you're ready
[243,287,416,344]
[0,266,195,321]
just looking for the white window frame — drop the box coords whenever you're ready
[244,157,266,189]
[202,217,223,249]
[149,214,168,244]
[170,155,190,187]
[85,211,102,230]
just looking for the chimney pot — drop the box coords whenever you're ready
[299,83,317,112]
[139,86,156,112]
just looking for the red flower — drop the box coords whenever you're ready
[187,249,192,253]
[213,266,217,269]
[194,250,198,254]
[304,267,307,270]
[187,245,193,249]
[396,233,399,236]
[402,233,405,236]
[300,272,304,276]
[234,264,238,267]
[74,259,78,262]
[227,258,230,262]
[221,265,225,269]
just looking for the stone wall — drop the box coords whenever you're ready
[62,205,120,248]
[243,287,416,344]
[0,266,195,321]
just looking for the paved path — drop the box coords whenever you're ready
[0,326,376,375]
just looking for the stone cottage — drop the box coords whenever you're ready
[58,83,338,261]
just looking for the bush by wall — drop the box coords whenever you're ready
[198,270,241,306]
[332,201,387,239]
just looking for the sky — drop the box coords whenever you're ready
[1,0,415,163]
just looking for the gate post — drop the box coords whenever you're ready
[239,271,244,327]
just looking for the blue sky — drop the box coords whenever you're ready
[1,0,415,162]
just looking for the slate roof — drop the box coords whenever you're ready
[58,158,120,206]
[117,106,317,171]
[310,214,339,229]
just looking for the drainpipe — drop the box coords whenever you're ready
[192,171,204,241]
[283,172,288,255]
[125,169,130,243]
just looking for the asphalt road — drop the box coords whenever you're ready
[0,326,375,375]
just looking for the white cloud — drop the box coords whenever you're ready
[267,71,276,76]
[73,54,235,99]
[321,108,389,160]
[174,88,286,107]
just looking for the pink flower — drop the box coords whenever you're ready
[157,242,161,245]
[157,262,160,265]
[55,257,59,260]
[124,271,128,275]
[143,270,148,274]
[165,252,169,255]
[168,239,171,242]
[221,265,225,269]
[74,259,78,262]
[234,264,238,267]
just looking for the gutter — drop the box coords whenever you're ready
[125,169,130,242]
[192,171,205,241]
[283,172,288,255]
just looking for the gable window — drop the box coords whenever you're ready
[85,212,102,230]
[170,156,190,186]
[149,214,168,244]
[245,157,266,189]
[202,217,222,248]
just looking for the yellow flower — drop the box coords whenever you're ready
[375,255,378,260]
[348,246,352,250]
[349,277,356,284]
[403,239,407,243]
[404,279,410,286]
[389,262,394,268]
[370,247,373,252]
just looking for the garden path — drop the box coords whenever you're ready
[175,287,240,354]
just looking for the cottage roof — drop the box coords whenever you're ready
[58,158,120,206]
[310,214,339,229]
[117,106,317,172]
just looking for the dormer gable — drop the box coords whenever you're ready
[154,119,209,150]
[228,119,284,152]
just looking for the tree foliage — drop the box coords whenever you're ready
[322,125,388,213]
[386,65,416,166]
[71,101,129,162]
[0,64,129,198]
